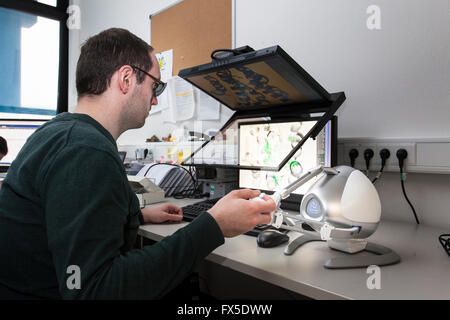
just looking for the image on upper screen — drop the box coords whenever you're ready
[188,62,306,108]
[179,46,331,110]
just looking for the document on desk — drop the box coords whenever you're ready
[195,88,220,120]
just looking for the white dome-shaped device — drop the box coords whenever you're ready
[266,165,400,268]
[341,170,381,224]
[299,166,381,239]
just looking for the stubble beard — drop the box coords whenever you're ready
[121,87,148,131]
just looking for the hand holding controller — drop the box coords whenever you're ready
[249,192,282,226]
[207,189,276,237]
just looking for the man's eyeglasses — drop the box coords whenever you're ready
[131,65,167,97]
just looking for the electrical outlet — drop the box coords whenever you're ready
[343,143,377,170]
[342,141,416,172]
[340,139,450,174]
[372,143,416,169]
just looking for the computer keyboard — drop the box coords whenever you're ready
[181,198,274,237]
[182,198,219,221]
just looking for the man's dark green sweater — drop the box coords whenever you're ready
[0,113,224,299]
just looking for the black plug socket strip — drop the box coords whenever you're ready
[349,149,359,168]
[364,148,375,171]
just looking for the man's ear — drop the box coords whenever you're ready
[117,65,134,94]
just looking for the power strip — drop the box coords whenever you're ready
[338,138,450,174]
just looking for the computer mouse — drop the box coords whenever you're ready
[257,229,289,248]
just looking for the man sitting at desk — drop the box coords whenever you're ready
[0,28,275,299]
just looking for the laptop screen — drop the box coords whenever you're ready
[0,120,46,166]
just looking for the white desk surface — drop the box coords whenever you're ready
[138,197,450,300]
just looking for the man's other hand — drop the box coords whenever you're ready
[207,189,276,238]
[141,203,183,224]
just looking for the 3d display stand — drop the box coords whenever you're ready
[179,45,346,171]
[284,231,401,269]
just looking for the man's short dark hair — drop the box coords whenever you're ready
[0,136,7,155]
[76,28,154,98]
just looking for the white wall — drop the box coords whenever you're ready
[236,0,450,139]
[70,0,450,140]
[374,171,450,227]
[234,0,450,228]
[68,0,234,146]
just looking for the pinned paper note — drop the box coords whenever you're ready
[162,76,195,123]
[152,49,173,115]
[156,49,173,81]
[195,88,221,121]
[173,76,195,121]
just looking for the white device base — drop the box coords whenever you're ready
[327,239,368,254]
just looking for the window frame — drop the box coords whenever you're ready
[0,0,69,119]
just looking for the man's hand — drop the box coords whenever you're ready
[141,203,183,224]
[207,189,276,238]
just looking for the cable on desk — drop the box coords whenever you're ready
[400,166,420,225]
[397,149,420,224]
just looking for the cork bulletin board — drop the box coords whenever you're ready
[150,0,232,76]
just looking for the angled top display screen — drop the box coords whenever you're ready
[178,45,332,111]
[180,45,345,171]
